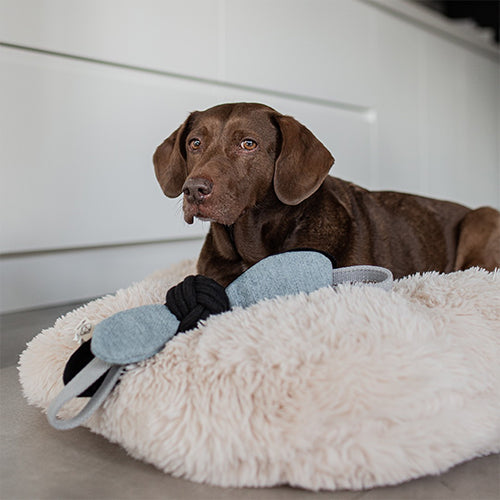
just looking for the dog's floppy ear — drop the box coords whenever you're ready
[272,114,334,205]
[153,114,193,198]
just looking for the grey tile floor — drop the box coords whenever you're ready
[1,303,499,500]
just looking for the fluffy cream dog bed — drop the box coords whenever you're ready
[19,261,500,491]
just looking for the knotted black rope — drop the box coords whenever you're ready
[166,275,230,333]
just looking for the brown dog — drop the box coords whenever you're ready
[154,102,500,286]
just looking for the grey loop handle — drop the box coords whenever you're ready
[332,265,393,291]
[47,358,124,430]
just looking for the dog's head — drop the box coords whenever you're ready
[153,102,334,225]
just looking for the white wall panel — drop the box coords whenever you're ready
[0,0,221,80]
[423,34,471,204]
[1,46,215,253]
[0,238,204,312]
[423,33,499,208]
[373,12,422,194]
[225,0,378,108]
[1,0,498,312]
[371,7,499,207]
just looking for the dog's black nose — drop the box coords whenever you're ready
[182,178,213,204]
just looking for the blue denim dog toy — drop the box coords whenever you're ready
[48,250,392,430]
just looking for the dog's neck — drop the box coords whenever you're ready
[218,178,352,264]
[215,190,308,266]
[200,178,352,285]
[223,223,236,249]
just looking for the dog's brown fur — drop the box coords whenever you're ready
[154,102,500,285]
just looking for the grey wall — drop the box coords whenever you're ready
[1,0,499,312]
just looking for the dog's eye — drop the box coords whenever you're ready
[241,139,257,151]
[189,138,202,150]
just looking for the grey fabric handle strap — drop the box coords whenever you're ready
[332,265,393,291]
[47,358,124,430]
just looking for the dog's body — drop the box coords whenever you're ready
[154,103,500,286]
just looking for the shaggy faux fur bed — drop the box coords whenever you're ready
[19,261,500,491]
